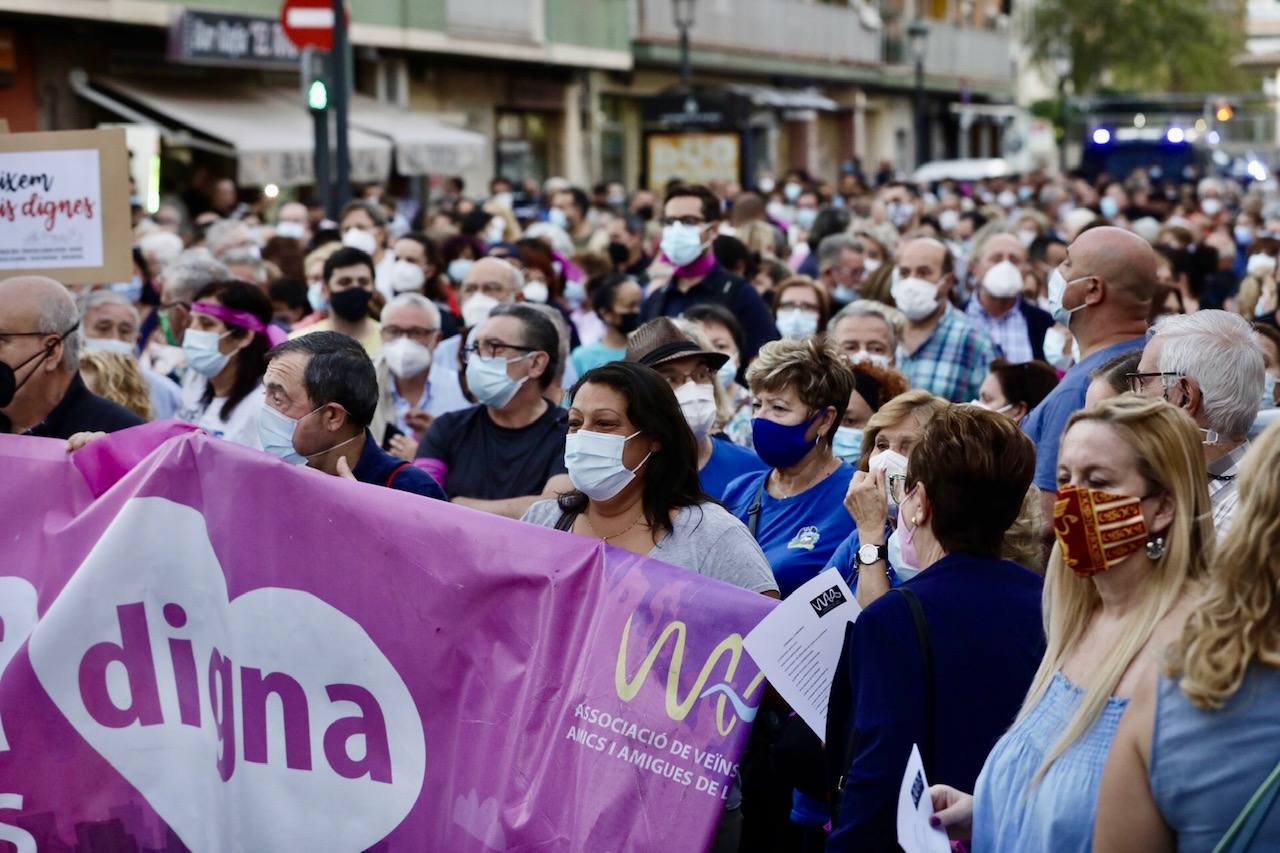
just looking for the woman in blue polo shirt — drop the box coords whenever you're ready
[626,319,767,500]
[722,338,857,598]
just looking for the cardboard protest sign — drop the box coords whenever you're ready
[0,128,132,285]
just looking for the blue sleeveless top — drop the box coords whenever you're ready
[972,671,1128,853]
[1151,664,1280,852]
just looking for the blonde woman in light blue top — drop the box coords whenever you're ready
[929,397,1215,852]
[1093,420,1280,853]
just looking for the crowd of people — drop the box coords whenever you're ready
[2,161,1278,851]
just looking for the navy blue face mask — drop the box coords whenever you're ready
[751,410,825,470]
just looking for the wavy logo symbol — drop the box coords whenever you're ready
[614,615,764,736]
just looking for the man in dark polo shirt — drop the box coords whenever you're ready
[415,303,572,518]
[261,331,446,500]
[638,183,779,362]
[0,276,143,439]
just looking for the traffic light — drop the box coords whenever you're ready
[308,78,328,112]
[1216,100,1234,122]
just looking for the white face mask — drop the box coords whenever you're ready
[863,257,882,274]
[461,293,501,328]
[522,281,550,304]
[1046,268,1089,328]
[675,381,717,442]
[342,227,379,256]
[1247,253,1277,278]
[564,429,651,501]
[776,308,819,340]
[660,222,707,268]
[485,217,507,244]
[1201,198,1223,216]
[938,209,960,233]
[717,356,739,390]
[1042,326,1076,370]
[276,221,307,241]
[382,336,433,379]
[849,350,892,369]
[1016,229,1037,248]
[85,337,136,357]
[389,259,426,293]
[890,273,940,322]
[981,260,1024,300]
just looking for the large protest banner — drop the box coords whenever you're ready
[0,427,774,851]
[0,128,133,284]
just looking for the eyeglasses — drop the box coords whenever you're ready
[777,301,820,314]
[463,339,538,359]
[1125,371,1183,394]
[887,474,910,505]
[159,301,191,312]
[660,216,706,227]
[658,364,715,386]
[382,325,439,345]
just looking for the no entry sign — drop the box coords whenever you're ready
[280,0,345,52]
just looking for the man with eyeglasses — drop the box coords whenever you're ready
[1021,226,1155,542]
[638,184,779,363]
[0,276,143,438]
[1130,310,1266,534]
[415,303,573,518]
[370,293,473,461]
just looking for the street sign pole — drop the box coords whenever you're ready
[301,47,334,219]
[330,0,350,212]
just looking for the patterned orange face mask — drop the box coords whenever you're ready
[1053,485,1150,577]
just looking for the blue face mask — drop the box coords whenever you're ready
[307,283,327,312]
[832,426,863,465]
[752,412,822,470]
[448,258,475,284]
[181,328,232,377]
[466,352,529,408]
[257,404,315,465]
[1262,372,1278,410]
[833,284,858,304]
[717,356,739,390]
[564,279,588,304]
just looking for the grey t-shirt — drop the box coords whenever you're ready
[521,500,777,594]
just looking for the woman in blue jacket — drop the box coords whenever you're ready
[825,405,1046,851]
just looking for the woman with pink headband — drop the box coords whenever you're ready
[175,280,282,448]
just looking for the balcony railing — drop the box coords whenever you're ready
[632,0,882,66]
[446,0,543,44]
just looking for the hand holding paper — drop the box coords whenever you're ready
[897,743,952,853]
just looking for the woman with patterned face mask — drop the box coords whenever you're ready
[929,397,1213,853]
[520,360,776,597]
[626,319,767,502]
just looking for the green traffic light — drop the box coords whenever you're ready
[308,79,328,111]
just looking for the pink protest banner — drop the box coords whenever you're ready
[0,428,774,851]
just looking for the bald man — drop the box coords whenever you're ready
[0,276,143,437]
[963,232,1055,363]
[1022,226,1154,538]
[893,238,997,402]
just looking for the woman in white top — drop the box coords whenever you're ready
[177,280,282,448]
[521,360,777,596]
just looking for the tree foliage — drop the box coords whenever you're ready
[1028,0,1254,94]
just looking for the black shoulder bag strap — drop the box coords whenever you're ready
[555,510,578,532]
[898,587,937,773]
[745,480,766,540]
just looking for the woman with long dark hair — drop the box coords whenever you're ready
[176,279,283,448]
[521,361,777,595]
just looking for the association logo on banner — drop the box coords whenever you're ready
[614,615,764,736]
[22,497,426,852]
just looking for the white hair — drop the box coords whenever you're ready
[80,289,141,326]
[523,222,575,257]
[828,299,903,348]
[205,219,250,258]
[161,248,230,303]
[1154,310,1266,438]
[37,284,82,370]
[381,292,441,327]
[138,230,185,273]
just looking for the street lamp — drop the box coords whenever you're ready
[1049,41,1072,173]
[673,0,698,93]
[908,18,929,167]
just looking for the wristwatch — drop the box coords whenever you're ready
[856,542,887,567]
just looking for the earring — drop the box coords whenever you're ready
[1145,535,1166,561]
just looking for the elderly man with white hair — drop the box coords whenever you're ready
[81,290,184,419]
[0,276,143,438]
[828,300,901,368]
[1133,309,1266,533]
[204,219,259,262]
[962,231,1055,363]
[429,256,525,412]
[142,248,230,378]
[137,230,185,280]
[370,292,471,459]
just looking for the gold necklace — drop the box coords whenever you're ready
[773,457,839,499]
[581,511,649,542]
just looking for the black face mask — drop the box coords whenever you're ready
[607,241,631,266]
[329,287,374,322]
[635,205,654,222]
[0,322,78,432]
[615,312,641,335]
